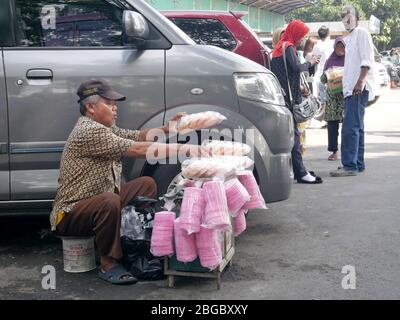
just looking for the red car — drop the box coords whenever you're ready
[162,10,270,69]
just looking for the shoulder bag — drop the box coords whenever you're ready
[282,43,321,123]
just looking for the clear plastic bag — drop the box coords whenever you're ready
[216,156,254,172]
[120,206,154,241]
[177,111,227,134]
[181,158,236,179]
[181,156,253,179]
[202,140,251,156]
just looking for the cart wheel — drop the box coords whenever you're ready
[216,272,221,290]
[167,275,175,288]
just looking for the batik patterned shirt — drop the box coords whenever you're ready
[50,116,139,230]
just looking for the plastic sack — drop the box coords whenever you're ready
[174,218,198,263]
[181,156,253,179]
[121,236,164,281]
[202,180,231,231]
[238,171,267,210]
[233,209,247,237]
[181,158,236,179]
[216,156,254,172]
[120,205,156,241]
[150,211,176,257]
[195,226,222,270]
[179,187,205,235]
[326,67,344,94]
[224,178,251,217]
[177,111,227,134]
[202,140,251,156]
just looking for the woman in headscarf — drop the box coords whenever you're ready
[271,20,323,184]
[321,37,345,161]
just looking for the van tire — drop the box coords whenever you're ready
[147,164,182,199]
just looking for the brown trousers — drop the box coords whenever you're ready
[56,176,157,260]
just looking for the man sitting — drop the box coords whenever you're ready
[51,79,208,284]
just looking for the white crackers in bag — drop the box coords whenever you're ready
[177,111,227,134]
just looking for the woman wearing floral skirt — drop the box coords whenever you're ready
[321,37,345,161]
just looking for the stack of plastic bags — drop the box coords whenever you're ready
[179,186,205,234]
[150,211,176,257]
[203,181,231,231]
[233,209,247,237]
[195,226,222,270]
[224,178,251,216]
[174,218,198,263]
[238,171,267,210]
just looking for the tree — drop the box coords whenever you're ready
[287,0,400,50]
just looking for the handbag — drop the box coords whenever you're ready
[282,43,320,123]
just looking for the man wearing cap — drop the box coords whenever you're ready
[51,79,208,284]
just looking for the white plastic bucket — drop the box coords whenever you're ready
[61,236,96,273]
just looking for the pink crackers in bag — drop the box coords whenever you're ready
[224,178,251,217]
[195,226,222,270]
[202,180,231,231]
[150,211,176,257]
[238,171,267,210]
[179,187,205,235]
[174,218,198,263]
[233,209,247,237]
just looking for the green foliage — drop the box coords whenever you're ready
[287,0,400,50]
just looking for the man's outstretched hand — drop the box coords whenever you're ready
[164,112,187,133]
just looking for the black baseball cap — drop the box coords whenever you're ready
[77,79,126,103]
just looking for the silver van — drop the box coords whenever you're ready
[0,0,293,215]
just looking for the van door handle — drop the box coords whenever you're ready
[26,69,53,80]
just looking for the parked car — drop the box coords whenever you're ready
[373,47,391,102]
[375,61,391,93]
[0,0,294,215]
[162,10,270,69]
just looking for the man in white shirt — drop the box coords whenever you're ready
[330,5,377,177]
[312,26,334,101]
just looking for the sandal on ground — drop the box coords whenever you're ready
[297,176,323,184]
[328,152,338,161]
[98,264,137,285]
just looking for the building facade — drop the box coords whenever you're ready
[145,0,286,33]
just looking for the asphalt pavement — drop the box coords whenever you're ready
[1,89,399,300]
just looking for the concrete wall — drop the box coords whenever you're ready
[145,0,285,33]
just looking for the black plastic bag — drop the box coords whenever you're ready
[120,196,164,281]
[121,236,164,281]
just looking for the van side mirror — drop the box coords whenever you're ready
[122,10,150,49]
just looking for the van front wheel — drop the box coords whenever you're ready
[146,164,183,200]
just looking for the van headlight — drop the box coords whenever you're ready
[234,73,285,106]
